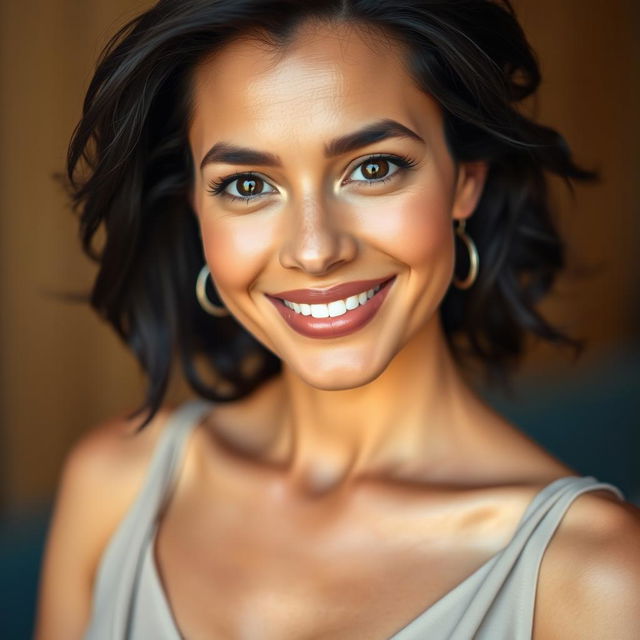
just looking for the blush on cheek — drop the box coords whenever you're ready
[359,191,454,268]
[201,218,275,293]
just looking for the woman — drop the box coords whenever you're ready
[35,0,640,638]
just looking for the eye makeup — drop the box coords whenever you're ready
[341,153,418,185]
[207,171,276,203]
[206,152,419,204]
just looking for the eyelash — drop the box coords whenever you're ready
[343,153,418,187]
[207,171,267,203]
[206,153,418,203]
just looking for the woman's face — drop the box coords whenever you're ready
[188,21,486,390]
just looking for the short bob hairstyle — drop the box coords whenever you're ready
[67,0,596,425]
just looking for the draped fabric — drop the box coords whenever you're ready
[84,400,624,640]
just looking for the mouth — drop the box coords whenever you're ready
[265,275,396,339]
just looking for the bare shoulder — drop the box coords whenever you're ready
[49,403,177,567]
[34,405,176,640]
[57,404,177,537]
[64,405,174,492]
[533,488,640,640]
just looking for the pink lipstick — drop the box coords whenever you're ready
[266,275,396,339]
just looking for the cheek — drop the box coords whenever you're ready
[355,185,454,269]
[200,216,276,294]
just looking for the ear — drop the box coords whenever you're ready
[451,161,489,221]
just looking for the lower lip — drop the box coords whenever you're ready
[266,276,396,339]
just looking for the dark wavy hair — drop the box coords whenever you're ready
[67,0,596,426]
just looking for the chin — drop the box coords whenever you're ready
[287,349,391,391]
[299,370,387,392]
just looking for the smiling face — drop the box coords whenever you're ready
[188,20,486,390]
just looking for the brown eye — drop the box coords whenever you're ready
[346,155,407,185]
[361,159,389,180]
[237,176,264,196]
[209,172,277,201]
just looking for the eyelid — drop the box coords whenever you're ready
[207,152,418,202]
[207,171,278,202]
[341,153,418,185]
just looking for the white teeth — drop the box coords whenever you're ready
[310,304,330,318]
[328,300,347,317]
[345,295,359,310]
[282,284,382,317]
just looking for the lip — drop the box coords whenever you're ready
[269,274,395,304]
[265,275,396,339]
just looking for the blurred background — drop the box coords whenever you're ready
[0,0,638,636]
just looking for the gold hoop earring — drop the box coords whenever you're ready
[196,265,230,316]
[452,219,479,290]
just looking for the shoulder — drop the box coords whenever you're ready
[533,487,640,640]
[34,405,176,639]
[53,404,177,568]
[63,405,173,491]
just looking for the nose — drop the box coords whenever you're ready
[278,195,358,275]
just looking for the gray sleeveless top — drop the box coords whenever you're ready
[83,399,625,639]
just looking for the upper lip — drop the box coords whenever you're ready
[269,275,395,304]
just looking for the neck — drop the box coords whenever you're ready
[268,317,485,497]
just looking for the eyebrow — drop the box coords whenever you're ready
[199,119,424,171]
[326,118,424,157]
[200,144,281,170]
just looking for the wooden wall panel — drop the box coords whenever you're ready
[513,0,639,368]
[0,0,155,508]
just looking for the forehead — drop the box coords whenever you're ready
[188,20,442,154]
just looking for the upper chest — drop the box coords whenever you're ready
[152,461,534,640]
